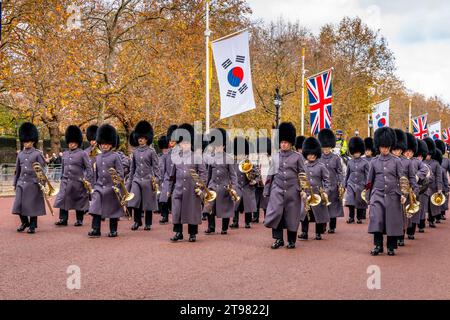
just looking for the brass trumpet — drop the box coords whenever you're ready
[109,167,134,220]
[239,158,257,185]
[338,184,345,201]
[431,191,446,207]
[399,176,420,218]
[151,176,161,195]
[225,184,240,202]
[189,169,216,203]
[298,172,322,208]
[32,162,58,216]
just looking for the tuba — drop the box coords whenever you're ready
[189,169,216,203]
[239,158,257,185]
[32,162,58,216]
[225,184,240,202]
[109,167,134,219]
[298,172,322,209]
[399,176,420,218]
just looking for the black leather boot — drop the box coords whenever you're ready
[298,232,308,240]
[55,219,68,226]
[271,239,284,249]
[88,229,101,237]
[370,246,383,256]
[189,234,196,242]
[17,223,30,232]
[170,232,183,242]
[74,220,83,227]
[287,242,296,249]
[131,222,142,231]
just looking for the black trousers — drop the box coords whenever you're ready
[301,212,325,234]
[160,202,170,219]
[173,223,198,235]
[20,215,37,228]
[134,208,153,226]
[272,224,297,243]
[91,215,118,232]
[208,214,230,232]
[329,217,337,230]
[418,219,426,229]
[348,206,366,220]
[233,211,252,224]
[59,209,85,222]
[407,223,417,236]
[373,232,397,250]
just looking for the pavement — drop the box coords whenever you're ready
[1,196,449,300]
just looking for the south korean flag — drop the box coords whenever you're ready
[212,30,256,119]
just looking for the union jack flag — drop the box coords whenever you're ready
[412,114,428,139]
[307,69,333,135]
[443,128,450,145]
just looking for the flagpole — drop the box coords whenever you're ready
[300,47,306,136]
[408,98,412,133]
[367,114,371,138]
[205,0,211,133]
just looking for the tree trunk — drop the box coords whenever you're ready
[48,122,61,155]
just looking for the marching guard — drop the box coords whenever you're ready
[54,125,93,227]
[299,137,331,241]
[423,138,443,229]
[84,125,99,165]
[12,122,47,234]
[88,124,125,238]
[345,137,369,224]
[295,136,305,153]
[159,125,178,222]
[231,137,259,229]
[435,140,449,222]
[364,137,376,162]
[264,122,306,249]
[126,121,160,231]
[204,128,239,234]
[166,124,207,242]
[318,129,344,234]
[115,135,130,180]
[365,127,405,256]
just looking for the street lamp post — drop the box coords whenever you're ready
[274,88,282,128]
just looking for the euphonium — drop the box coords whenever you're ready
[239,158,257,185]
[399,176,420,218]
[108,167,134,219]
[319,187,332,206]
[298,172,321,208]
[189,169,216,203]
[151,176,161,195]
[32,162,58,216]
[431,191,446,207]
[225,184,240,202]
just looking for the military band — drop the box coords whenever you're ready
[9,120,448,256]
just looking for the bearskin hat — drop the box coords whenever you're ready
[277,122,296,145]
[209,128,228,148]
[129,131,139,148]
[406,133,418,154]
[233,136,249,156]
[19,122,39,143]
[295,136,306,151]
[175,123,195,146]
[158,136,169,150]
[415,139,429,159]
[86,125,98,142]
[257,137,272,156]
[364,137,375,153]
[166,125,178,142]
[65,125,83,147]
[318,128,336,148]
[374,127,396,149]
[348,137,365,155]
[134,120,154,145]
[435,139,446,155]
[433,149,443,165]
[423,137,436,156]
[302,137,322,159]
[96,124,117,146]
[392,129,407,152]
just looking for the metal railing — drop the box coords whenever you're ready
[0,163,62,195]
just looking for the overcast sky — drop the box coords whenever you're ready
[246,0,450,104]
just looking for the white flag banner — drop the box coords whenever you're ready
[212,30,256,119]
[372,99,390,131]
[429,121,441,140]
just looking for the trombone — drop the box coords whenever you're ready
[189,169,216,203]
[109,168,134,220]
[399,176,420,218]
[32,162,58,216]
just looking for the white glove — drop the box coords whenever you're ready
[400,195,407,205]
[301,191,307,199]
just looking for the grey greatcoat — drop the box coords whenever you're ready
[126,145,160,211]
[441,157,450,211]
[264,150,306,232]
[158,151,169,202]
[167,150,207,225]
[89,150,125,219]
[159,148,174,203]
[234,161,259,213]
[54,148,93,211]
[12,148,47,217]
[304,160,331,224]
[205,152,239,218]
[423,158,443,217]
[256,155,272,210]
[319,153,344,218]
[366,154,404,236]
[344,157,369,210]
[117,151,130,178]
[410,158,430,224]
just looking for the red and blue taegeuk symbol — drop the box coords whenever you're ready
[227,67,244,87]
[433,133,440,140]
[378,117,387,127]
